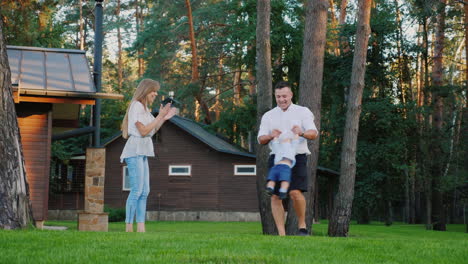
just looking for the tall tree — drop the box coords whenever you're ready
[116,0,123,90]
[339,0,351,54]
[430,0,447,231]
[339,0,349,24]
[135,0,145,77]
[286,0,329,235]
[256,0,275,235]
[186,0,199,82]
[328,0,372,237]
[465,0,468,99]
[79,0,85,50]
[185,0,211,124]
[0,20,33,229]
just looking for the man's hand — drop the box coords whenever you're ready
[271,129,282,138]
[291,125,303,136]
[259,129,282,145]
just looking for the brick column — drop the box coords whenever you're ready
[78,148,108,231]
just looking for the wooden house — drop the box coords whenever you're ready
[104,114,258,219]
[8,45,121,224]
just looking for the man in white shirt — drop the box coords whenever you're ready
[258,81,318,236]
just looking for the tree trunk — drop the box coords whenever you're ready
[328,0,340,55]
[185,0,211,124]
[214,56,224,121]
[286,0,328,236]
[233,68,242,105]
[328,0,372,237]
[0,20,33,229]
[465,0,468,102]
[409,164,416,223]
[339,0,350,54]
[256,0,275,235]
[79,0,85,50]
[136,0,144,77]
[420,15,434,230]
[430,0,447,232]
[117,0,123,90]
[464,0,468,234]
[248,70,256,95]
[405,166,410,223]
[339,0,348,25]
[394,0,405,104]
[186,0,199,82]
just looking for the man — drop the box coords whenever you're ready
[258,81,318,236]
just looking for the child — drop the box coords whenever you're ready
[266,130,303,199]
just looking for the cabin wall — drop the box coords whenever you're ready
[16,103,52,221]
[104,122,258,212]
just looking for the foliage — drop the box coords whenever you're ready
[0,0,66,47]
[104,206,126,222]
[354,98,416,222]
[208,95,256,147]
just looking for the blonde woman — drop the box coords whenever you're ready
[120,79,177,232]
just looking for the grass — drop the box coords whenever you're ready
[0,221,466,264]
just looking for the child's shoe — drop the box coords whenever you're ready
[279,191,288,200]
[265,187,274,196]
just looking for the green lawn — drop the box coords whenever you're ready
[0,221,466,264]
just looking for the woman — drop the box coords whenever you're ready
[120,79,177,232]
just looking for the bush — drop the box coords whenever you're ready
[104,206,126,222]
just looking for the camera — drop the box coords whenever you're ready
[161,91,182,108]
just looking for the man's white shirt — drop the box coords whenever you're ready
[257,103,317,155]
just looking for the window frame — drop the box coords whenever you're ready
[234,165,256,176]
[122,166,131,191]
[168,165,192,176]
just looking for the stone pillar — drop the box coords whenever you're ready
[78,148,108,231]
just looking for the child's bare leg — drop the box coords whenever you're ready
[280,181,289,190]
[266,180,276,189]
[266,181,276,195]
[278,181,290,199]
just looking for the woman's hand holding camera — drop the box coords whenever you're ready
[159,103,172,116]
[163,107,177,120]
[159,102,178,120]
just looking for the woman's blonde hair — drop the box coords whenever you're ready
[121,79,160,139]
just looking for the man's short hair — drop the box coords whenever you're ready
[274,81,291,90]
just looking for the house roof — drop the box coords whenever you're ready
[170,115,255,158]
[103,113,255,158]
[7,45,122,100]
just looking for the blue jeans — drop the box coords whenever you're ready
[267,164,292,183]
[125,155,150,223]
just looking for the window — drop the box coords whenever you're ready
[169,165,191,176]
[234,165,256,176]
[122,166,130,191]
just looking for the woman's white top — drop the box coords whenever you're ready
[120,101,156,162]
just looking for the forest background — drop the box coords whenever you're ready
[1,0,466,228]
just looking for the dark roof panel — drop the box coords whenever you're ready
[7,45,95,93]
[103,113,254,158]
[169,115,255,158]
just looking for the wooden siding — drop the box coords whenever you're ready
[16,103,52,221]
[104,122,258,212]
